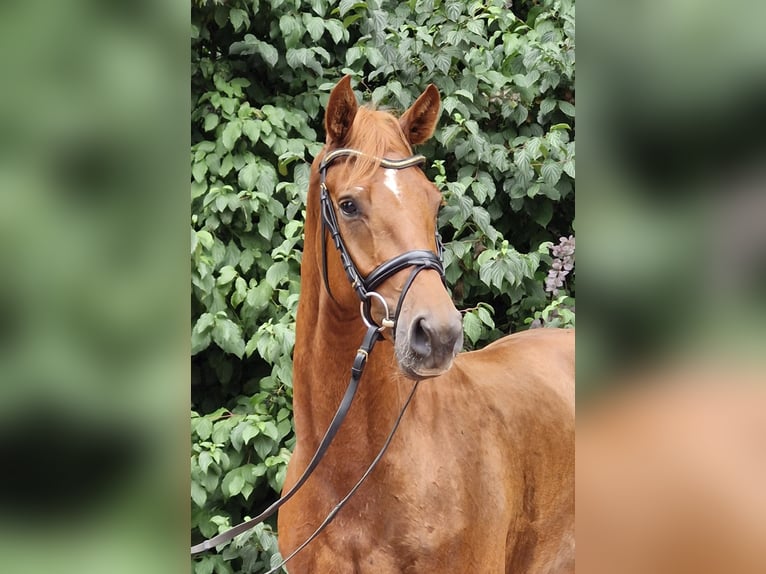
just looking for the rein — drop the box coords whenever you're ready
[191,148,445,568]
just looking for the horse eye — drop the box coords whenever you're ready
[338,199,358,217]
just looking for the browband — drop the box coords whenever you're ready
[319,148,427,171]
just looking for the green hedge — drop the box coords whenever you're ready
[191,0,574,571]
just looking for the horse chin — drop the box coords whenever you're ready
[400,362,453,381]
[395,344,455,380]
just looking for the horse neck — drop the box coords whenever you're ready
[291,176,407,457]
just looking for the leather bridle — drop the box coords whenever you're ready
[191,149,446,570]
[319,147,446,332]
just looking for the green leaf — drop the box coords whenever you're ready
[222,121,242,151]
[192,161,207,183]
[539,98,556,116]
[239,162,258,191]
[445,0,464,21]
[252,435,274,460]
[242,421,260,444]
[212,416,238,445]
[259,421,280,442]
[212,316,245,358]
[541,185,561,200]
[454,89,474,102]
[441,123,461,147]
[558,100,575,117]
[191,327,212,356]
[195,556,215,574]
[239,249,255,273]
[279,14,299,38]
[244,334,259,358]
[231,277,248,307]
[257,162,278,194]
[466,20,483,35]
[265,261,289,289]
[191,480,207,508]
[345,46,363,66]
[304,14,324,42]
[203,113,219,132]
[218,154,233,177]
[217,265,237,286]
[477,306,494,328]
[196,230,214,251]
[366,46,383,68]
[229,422,246,451]
[222,468,246,498]
[191,180,206,200]
[258,210,275,240]
[242,119,261,143]
[472,206,498,243]
[196,312,216,332]
[479,259,506,290]
[285,220,303,238]
[245,281,273,314]
[540,160,563,186]
[338,0,361,17]
[229,8,249,31]
[198,451,214,474]
[195,417,213,441]
[512,103,528,126]
[310,0,327,16]
[324,19,345,44]
[258,42,279,67]
[471,175,494,204]
[434,51,452,75]
[562,158,575,178]
[514,149,533,185]
[463,312,482,345]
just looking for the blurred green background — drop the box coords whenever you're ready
[578,0,766,392]
[0,1,188,572]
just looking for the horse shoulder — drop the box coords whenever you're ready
[475,327,575,406]
[448,328,575,573]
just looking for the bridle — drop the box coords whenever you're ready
[191,148,446,570]
[319,147,445,332]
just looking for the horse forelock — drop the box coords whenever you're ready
[341,107,413,185]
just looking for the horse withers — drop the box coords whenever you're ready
[277,76,575,573]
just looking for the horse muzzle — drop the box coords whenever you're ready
[395,309,463,379]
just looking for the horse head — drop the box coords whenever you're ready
[315,76,463,379]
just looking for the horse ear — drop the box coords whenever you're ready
[325,75,358,145]
[399,84,441,145]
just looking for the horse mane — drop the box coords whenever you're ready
[339,106,414,185]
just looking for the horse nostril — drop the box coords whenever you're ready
[410,317,433,358]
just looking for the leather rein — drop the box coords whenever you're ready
[191,149,445,570]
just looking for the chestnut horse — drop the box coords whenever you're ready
[277,76,575,573]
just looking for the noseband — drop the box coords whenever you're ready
[319,148,445,332]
